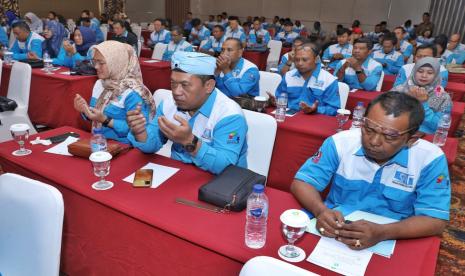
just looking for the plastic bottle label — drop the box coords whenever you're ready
[250,208,263,218]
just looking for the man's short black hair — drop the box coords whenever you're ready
[434,34,448,55]
[12,20,30,32]
[382,33,397,45]
[297,42,320,57]
[191,18,201,27]
[283,20,293,27]
[224,37,243,49]
[365,92,425,134]
[80,17,91,24]
[380,21,387,25]
[423,12,430,17]
[112,19,126,28]
[213,24,225,32]
[294,36,310,44]
[337,27,350,36]
[394,26,406,33]
[228,16,239,22]
[415,43,437,56]
[354,37,373,50]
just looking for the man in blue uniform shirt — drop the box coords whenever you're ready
[199,25,225,57]
[394,27,414,63]
[162,26,193,61]
[8,20,44,60]
[291,92,450,250]
[189,18,211,46]
[224,16,246,48]
[274,20,299,47]
[215,38,260,97]
[246,18,271,51]
[149,18,171,46]
[371,33,404,75]
[127,52,248,175]
[322,28,353,70]
[335,37,383,91]
[274,42,340,115]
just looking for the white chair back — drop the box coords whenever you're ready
[140,22,149,29]
[152,43,168,60]
[376,71,384,92]
[0,61,36,142]
[266,40,282,71]
[240,256,318,276]
[258,71,282,98]
[132,25,142,40]
[137,40,142,57]
[0,173,64,276]
[153,89,173,157]
[100,25,108,41]
[243,110,277,178]
[338,82,350,109]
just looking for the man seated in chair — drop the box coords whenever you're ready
[149,18,171,47]
[334,37,383,91]
[371,33,404,75]
[322,27,353,70]
[215,38,260,98]
[127,52,248,175]
[199,24,225,57]
[189,18,211,47]
[272,42,340,115]
[278,36,309,76]
[291,92,450,250]
[246,18,270,52]
[7,20,44,60]
[162,26,193,61]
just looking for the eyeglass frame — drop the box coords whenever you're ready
[361,117,417,143]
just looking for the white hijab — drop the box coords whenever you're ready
[25,12,43,33]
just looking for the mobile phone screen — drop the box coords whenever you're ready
[286,109,298,115]
[133,169,153,188]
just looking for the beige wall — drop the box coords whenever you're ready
[20,0,100,20]
[190,0,431,34]
[125,0,165,23]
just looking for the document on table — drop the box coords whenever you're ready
[44,136,79,156]
[143,59,161,63]
[123,162,179,188]
[307,237,373,276]
[306,210,397,257]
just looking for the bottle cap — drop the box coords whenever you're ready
[253,184,265,193]
[357,101,364,106]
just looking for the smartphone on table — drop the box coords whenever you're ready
[133,169,153,188]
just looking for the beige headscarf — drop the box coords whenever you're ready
[93,41,156,119]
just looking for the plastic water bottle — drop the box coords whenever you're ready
[43,51,53,72]
[4,51,13,65]
[351,101,366,129]
[245,184,268,249]
[433,113,451,146]
[90,127,108,152]
[275,93,288,123]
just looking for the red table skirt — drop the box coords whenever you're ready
[0,126,441,276]
[139,58,171,92]
[448,72,465,84]
[243,50,269,71]
[140,47,153,58]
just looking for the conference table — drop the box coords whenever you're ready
[242,50,270,71]
[0,126,441,276]
[382,74,465,102]
[346,90,465,137]
[138,58,171,92]
[265,111,458,192]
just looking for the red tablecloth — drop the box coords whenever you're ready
[0,64,96,130]
[448,72,465,84]
[243,50,269,71]
[347,90,465,137]
[266,111,457,192]
[139,57,171,92]
[382,74,465,101]
[0,126,441,276]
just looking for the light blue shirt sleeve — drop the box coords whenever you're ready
[440,70,448,88]
[52,46,87,68]
[322,47,332,61]
[192,114,248,174]
[201,38,213,50]
[11,38,43,60]
[360,64,382,91]
[29,38,43,58]
[413,155,451,220]
[315,80,340,116]
[185,44,194,52]
[295,137,339,191]
[333,60,344,76]
[420,102,452,134]
[0,27,8,47]
[264,32,271,45]
[217,67,259,97]
[394,67,407,87]
[385,54,404,74]
[162,48,172,61]
[111,92,150,137]
[239,32,246,44]
[164,32,171,44]
[278,55,289,75]
[403,43,413,59]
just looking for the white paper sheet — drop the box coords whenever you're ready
[350,89,358,93]
[44,136,79,156]
[307,237,373,276]
[123,162,179,188]
[143,59,161,63]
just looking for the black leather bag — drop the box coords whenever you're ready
[0,96,18,112]
[71,60,97,76]
[19,59,44,68]
[198,165,266,212]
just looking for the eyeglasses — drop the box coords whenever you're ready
[361,117,415,143]
[90,59,106,67]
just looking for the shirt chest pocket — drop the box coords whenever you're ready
[331,180,364,205]
[382,187,415,214]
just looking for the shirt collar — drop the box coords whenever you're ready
[337,43,350,49]
[197,89,218,118]
[232,57,245,72]
[353,145,409,167]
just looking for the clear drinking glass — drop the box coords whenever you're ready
[336,109,351,132]
[89,151,114,190]
[10,123,32,156]
[322,59,330,70]
[254,96,267,112]
[278,209,310,261]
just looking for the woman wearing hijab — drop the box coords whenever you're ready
[53,26,96,68]
[73,40,156,144]
[24,12,43,34]
[42,20,66,58]
[392,57,452,134]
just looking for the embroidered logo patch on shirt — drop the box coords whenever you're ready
[311,150,322,163]
[392,170,414,188]
[435,174,449,189]
[201,128,212,142]
[227,132,240,144]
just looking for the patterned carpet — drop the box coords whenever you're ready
[436,114,465,275]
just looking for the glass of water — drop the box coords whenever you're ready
[336,109,351,132]
[322,59,330,70]
[89,151,114,190]
[4,51,13,65]
[278,209,309,262]
[10,123,32,156]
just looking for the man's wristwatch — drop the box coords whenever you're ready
[355,69,364,75]
[184,135,199,153]
[102,116,112,127]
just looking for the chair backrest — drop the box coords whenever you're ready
[140,22,149,29]
[137,40,142,57]
[132,25,142,39]
[0,173,64,276]
[243,110,277,178]
[376,71,384,92]
[7,61,32,108]
[338,82,350,109]
[266,40,283,71]
[152,43,168,60]
[9,30,15,48]
[240,256,318,276]
[258,71,282,98]
[100,25,108,41]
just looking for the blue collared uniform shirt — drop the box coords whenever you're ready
[322,43,353,70]
[275,64,340,115]
[371,49,404,74]
[201,35,225,54]
[215,57,260,97]
[52,45,94,68]
[334,57,383,91]
[128,89,248,175]
[394,63,449,89]
[162,39,193,61]
[274,31,299,44]
[247,29,271,48]
[295,128,451,221]
[224,28,246,44]
[189,26,211,45]
[398,39,413,60]
[10,32,44,60]
[150,29,171,45]
[0,26,8,47]
[277,52,295,75]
